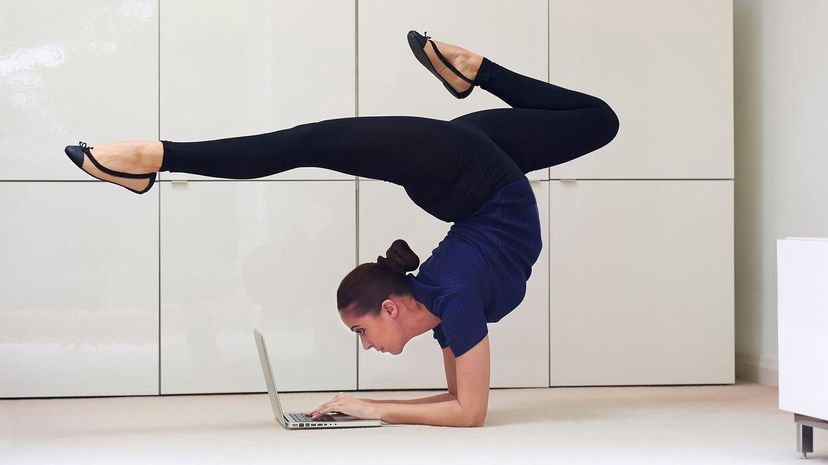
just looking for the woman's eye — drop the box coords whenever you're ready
[358,330,365,336]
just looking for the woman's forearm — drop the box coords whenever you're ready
[359,392,456,405]
[374,398,481,427]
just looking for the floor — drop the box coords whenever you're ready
[1,380,825,464]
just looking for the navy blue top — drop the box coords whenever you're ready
[407,176,543,357]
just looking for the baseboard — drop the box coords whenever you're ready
[735,353,778,386]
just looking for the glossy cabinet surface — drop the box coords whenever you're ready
[0,183,159,398]
[1,0,736,398]
[548,180,734,385]
[159,181,356,394]
[159,0,355,181]
[0,0,158,180]
[548,0,733,179]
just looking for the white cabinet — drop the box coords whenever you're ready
[490,180,550,388]
[160,181,356,394]
[778,238,828,420]
[0,0,158,181]
[548,0,733,179]
[357,180,550,389]
[0,183,159,398]
[358,0,549,181]
[548,180,734,385]
[356,180,453,390]
[159,0,355,181]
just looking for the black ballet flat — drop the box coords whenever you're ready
[407,30,475,99]
[64,141,156,194]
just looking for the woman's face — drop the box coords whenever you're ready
[340,298,408,355]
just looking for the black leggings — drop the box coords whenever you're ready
[160,57,619,222]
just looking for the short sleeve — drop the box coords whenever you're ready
[438,290,488,358]
[432,324,448,349]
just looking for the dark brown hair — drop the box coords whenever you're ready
[337,239,420,318]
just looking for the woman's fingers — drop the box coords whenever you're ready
[308,393,346,418]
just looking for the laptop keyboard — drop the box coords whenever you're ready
[289,413,335,423]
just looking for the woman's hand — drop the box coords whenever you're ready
[306,392,381,420]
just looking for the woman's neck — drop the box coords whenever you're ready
[406,297,442,338]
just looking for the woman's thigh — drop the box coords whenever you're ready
[451,106,619,174]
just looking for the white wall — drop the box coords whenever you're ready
[734,0,828,386]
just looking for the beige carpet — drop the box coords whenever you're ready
[1,380,825,464]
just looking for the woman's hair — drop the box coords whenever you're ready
[337,239,420,318]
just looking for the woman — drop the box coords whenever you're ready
[65,31,619,427]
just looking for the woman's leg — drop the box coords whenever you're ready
[160,115,476,182]
[452,57,620,174]
[159,115,508,221]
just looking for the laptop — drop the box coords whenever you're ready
[253,328,384,429]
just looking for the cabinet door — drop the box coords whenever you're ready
[356,180,448,389]
[549,180,734,385]
[0,183,159,398]
[160,0,354,181]
[777,239,828,420]
[358,180,550,389]
[358,0,549,181]
[489,180,550,388]
[0,0,158,181]
[160,181,356,394]
[548,0,733,179]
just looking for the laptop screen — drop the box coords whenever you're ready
[254,329,288,426]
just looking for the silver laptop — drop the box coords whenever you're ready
[253,328,383,429]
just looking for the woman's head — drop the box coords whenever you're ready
[337,239,421,354]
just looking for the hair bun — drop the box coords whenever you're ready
[376,255,404,274]
[378,239,420,274]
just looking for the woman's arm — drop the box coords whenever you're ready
[373,335,491,427]
[358,392,457,405]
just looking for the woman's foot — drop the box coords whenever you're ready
[72,141,163,192]
[421,38,483,94]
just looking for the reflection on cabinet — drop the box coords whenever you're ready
[160,181,357,394]
[0,183,159,398]
[1,1,158,182]
[357,180,550,389]
[548,180,734,385]
[160,0,355,181]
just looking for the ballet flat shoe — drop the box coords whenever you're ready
[407,30,475,99]
[64,141,156,194]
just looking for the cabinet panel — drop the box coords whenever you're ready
[0,183,158,398]
[358,180,549,389]
[0,0,158,180]
[777,239,828,420]
[489,180,550,388]
[549,180,734,385]
[160,181,356,394]
[548,0,733,179]
[160,0,354,181]
[359,0,549,181]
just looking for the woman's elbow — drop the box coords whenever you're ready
[463,411,487,428]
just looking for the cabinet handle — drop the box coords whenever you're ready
[170,175,188,184]
[560,178,577,183]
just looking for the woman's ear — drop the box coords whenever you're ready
[381,298,398,316]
